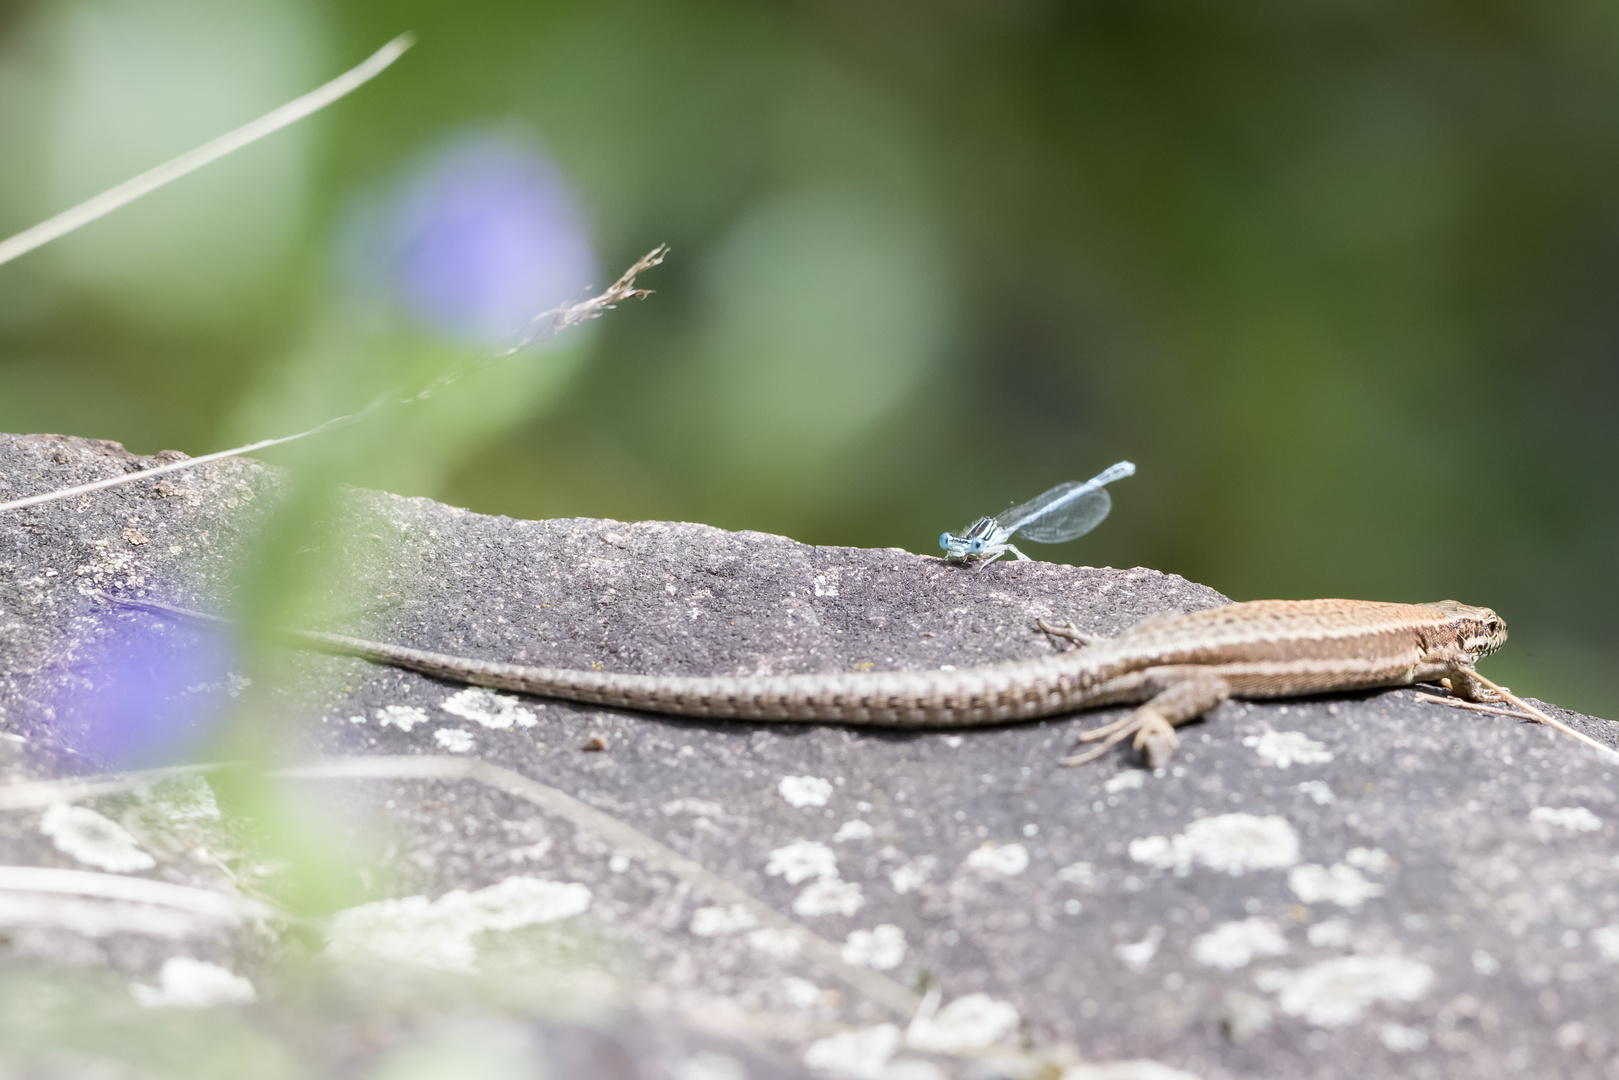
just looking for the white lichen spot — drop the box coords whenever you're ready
[1288,864,1384,910]
[1243,730,1333,768]
[433,728,475,753]
[1531,806,1603,832]
[883,1061,948,1080]
[661,797,725,817]
[1307,919,1354,948]
[376,705,429,732]
[1256,955,1433,1026]
[779,775,834,808]
[812,574,839,597]
[326,876,590,971]
[40,804,155,872]
[1060,1062,1205,1080]
[766,840,838,884]
[906,994,1020,1054]
[890,860,931,894]
[1057,861,1099,887]
[1127,835,1180,870]
[965,842,1029,877]
[1345,847,1392,873]
[672,1051,748,1080]
[793,879,864,918]
[1592,925,1619,964]
[804,1023,899,1079]
[510,838,554,863]
[441,687,537,729]
[1192,919,1290,971]
[1104,771,1146,794]
[747,927,803,958]
[833,820,875,842]
[131,957,256,1009]
[690,904,758,937]
[1296,781,1336,806]
[1381,1023,1429,1053]
[1114,930,1161,969]
[1129,813,1300,876]
[781,976,822,1008]
[842,924,906,970]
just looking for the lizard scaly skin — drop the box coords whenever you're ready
[102,595,1508,767]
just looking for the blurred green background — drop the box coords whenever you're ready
[1,0,1616,718]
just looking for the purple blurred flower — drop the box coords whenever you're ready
[58,615,239,769]
[347,131,599,344]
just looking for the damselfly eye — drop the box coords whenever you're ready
[969,539,984,554]
[938,533,952,550]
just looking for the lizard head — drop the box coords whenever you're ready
[1425,600,1508,661]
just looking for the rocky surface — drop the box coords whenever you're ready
[1,431,1617,1080]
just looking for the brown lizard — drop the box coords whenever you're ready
[98,593,1563,767]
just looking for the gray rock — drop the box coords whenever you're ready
[1,431,1616,1080]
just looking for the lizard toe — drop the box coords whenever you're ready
[1133,714,1179,769]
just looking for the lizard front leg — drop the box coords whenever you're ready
[1063,669,1231,769]
[1036,617,1109,647]
[1441,667,1507,703]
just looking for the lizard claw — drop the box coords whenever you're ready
[1133,714,1179,769]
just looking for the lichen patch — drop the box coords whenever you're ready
[40,804,155,872]
[1288,864,1385,910]
[906,994,1020,1053]
[375,705,430,732]
[131,957,256,1009]
[965,841,1029,877]
[326,876,591,971]
[766,840,838,884]
[1060,1062,1205,1080]
[1256,955,1433,1027]
[1130,814,1300,876]
[746,927,803,958]
[1530,806,1603,832]
[690,904,758,937]
[841,924,906,970]
[1592,925,1619,963]
[778,775,833,808]
[833,820,874,842]
[804,1024,899,1078]
[433,728,475,753]
[792,879,863,918]
[1243,730,1333,768]
[441,687,538,729]
[1104,771,1146,794]
[1191,919,1290,971]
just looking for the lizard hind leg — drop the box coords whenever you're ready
[1062,670,1232,769]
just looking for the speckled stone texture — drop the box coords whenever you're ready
[2,431,1617,1080]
